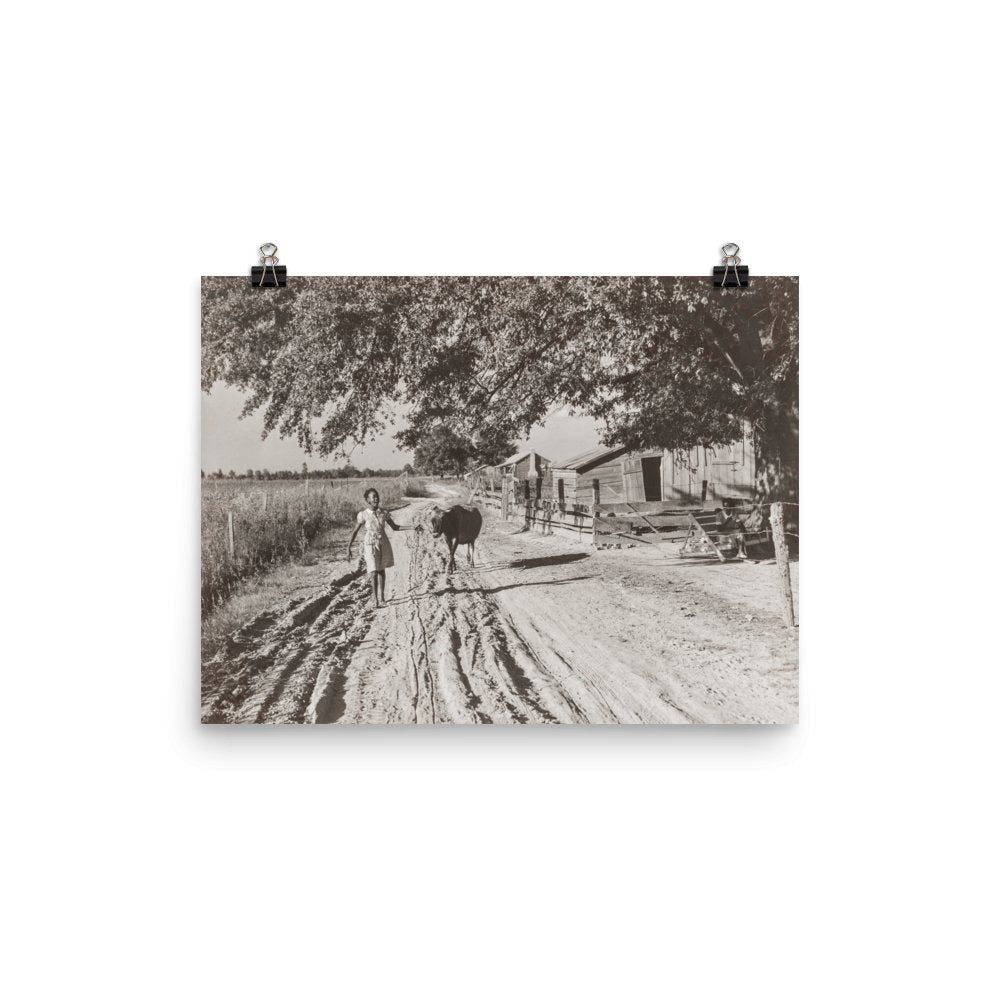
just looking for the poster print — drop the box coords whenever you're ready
[202,276,798,724]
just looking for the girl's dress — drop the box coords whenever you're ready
[357,508,395,572]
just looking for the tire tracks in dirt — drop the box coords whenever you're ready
[202,491,797,724]
[201,569,377,724]
[203,499,671,724]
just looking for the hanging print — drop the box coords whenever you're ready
[201,276,799,723]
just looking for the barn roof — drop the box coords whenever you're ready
[553,445,630,472]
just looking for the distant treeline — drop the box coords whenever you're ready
[202,463,414,481]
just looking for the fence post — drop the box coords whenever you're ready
[501,478,510,522]
[227,512,235,558]
[591,480,601,548]
[770,502,796,627]
[262,492,267,514]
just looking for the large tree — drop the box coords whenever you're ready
[586,277,798,497]
[412,424,472,478]
[408,422,515,477]
[202,275,798,498]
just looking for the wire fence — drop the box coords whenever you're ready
[201,477,409,613]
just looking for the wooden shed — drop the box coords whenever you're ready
[497,449,550,502]
[550,424,758,509]
[499,450,550,482]
[549,445,661,508]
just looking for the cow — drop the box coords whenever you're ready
[428,504,484,572]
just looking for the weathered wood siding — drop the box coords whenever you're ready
[546,469,579,505]
[547,467,600,506]
[550,430,755,510]
[505,453,550,484]
[665,424,756,502]
[622,451,665,503]
[590,456,630,503]
[551,450,659,507]
[511,455,531,480]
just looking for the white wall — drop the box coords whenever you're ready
[4,2,996,998]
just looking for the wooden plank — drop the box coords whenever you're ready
[594,501,700,515]
[596,509,692,522]
[679,512,727,562]
[623,500,662,537]
[609,530,653,545]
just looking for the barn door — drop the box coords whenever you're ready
[709,443,737,499]
[708,428,754,499]
[622,456,645,503]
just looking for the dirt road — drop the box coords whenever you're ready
[202,490,798,724]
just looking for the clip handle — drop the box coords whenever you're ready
[250,243,287,288]
[713,242,749,288]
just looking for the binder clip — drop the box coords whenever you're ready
[713,243,749,288]
[250,243,287,288]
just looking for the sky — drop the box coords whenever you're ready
[201,383,605,474]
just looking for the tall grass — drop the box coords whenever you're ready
[201,478,403,612]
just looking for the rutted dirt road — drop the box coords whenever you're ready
[202,491,798,724]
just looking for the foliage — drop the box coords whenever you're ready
[407,423,515,477]
[202,276,798,497]
[587,277,799,496]
[411,424,471,477]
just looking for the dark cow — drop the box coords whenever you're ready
[429,504,483,572]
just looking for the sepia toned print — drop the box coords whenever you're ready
[202,276,798,724]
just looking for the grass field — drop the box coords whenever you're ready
[201,477,405,612]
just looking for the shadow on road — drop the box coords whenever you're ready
[435,574,596,597]
[507,552,591,570]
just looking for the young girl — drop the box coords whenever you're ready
[347,488,412,608]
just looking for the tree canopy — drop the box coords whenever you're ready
[202,276,798,496]
[412,424,471,478]
[409,423,515,478]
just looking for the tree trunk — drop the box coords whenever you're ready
[771,502,797,627]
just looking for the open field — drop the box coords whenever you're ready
[202,485,798,724]
[201,477,406,613]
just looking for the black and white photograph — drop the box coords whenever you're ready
[202,275,799,723]
[9,2,1000,997]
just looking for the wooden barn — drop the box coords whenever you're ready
[548,445,642,507]
[498,449,551,502]
[500,450,550,481]
[664,424,757,503]
[549,425,757,508]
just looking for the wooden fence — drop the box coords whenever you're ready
[473,474,798,627]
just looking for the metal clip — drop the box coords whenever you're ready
[713,242,749,288]
[250,243,287,288]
